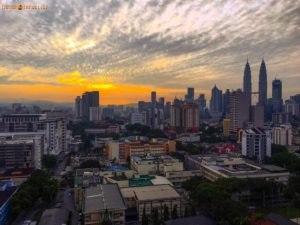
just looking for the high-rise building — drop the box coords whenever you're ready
[243,59,252,105]
[89,107,102,121]
[151,91,157,107]
[272,79,283,113]
[171,104,199,131]
[250,105,264,128]
[75,96,82,119]
[198,94,206,109]
[272,125,292,146]
[258,59,268,107]
[272,112,291,125]
[223,118,230,136]
[228,89,251,133]
[158,97,165,109]
[222,89,230,116]
[285,99,300,117]
[185,87,195,103]
[82,91,99,120]
[241,128,272,164]
[210,85,222,116]
[130,112,146,125]
[1,114,46,132]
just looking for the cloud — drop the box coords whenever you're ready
[0,0,300,101]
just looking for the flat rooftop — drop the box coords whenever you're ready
[84,184,126,213]
[121,185,180,201]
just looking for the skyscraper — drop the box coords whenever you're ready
[210,85,222,114]
[185,87,195,103]
[258,59,267,107]
[243,59,252,105]
[82,91,100,120]
[151,91,157,107]
[222,89,230,116]
[198,94,206,109]
[272,79,283,113]
[228,89,251,133]
[75,96,82,119]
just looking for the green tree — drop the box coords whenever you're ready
[42,155,57,169]
[80,159,99,168]
[151,208,160,225]
[102,209,112,225]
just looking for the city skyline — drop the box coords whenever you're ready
[1,0,300,104]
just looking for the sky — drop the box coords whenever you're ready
[0,0,299,105]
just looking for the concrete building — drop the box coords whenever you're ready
[165,170,202,188]
[81,91,100,120]
[185,155,289,183]
[0,114,46,132]
[130,155,184,176]
[43,118,67,155]
[228,89,251,134]
[272,112,291,125]
[130,112,146,125]
[75,96,82,119]
[210,85,223,117]
[121,185,182,222]
[241,128,272,163]
[272,79,283,113]
[250,105,264,128]
[272,125,292,146]
[258,59,268,107]
[0,132,45,169]
[83,184,126,225]
[285,100,300,117]
[171,104,199,131]
[223,118,230,136]
[89,107,102,121]
[0,139,35,170]
[105,138,176,164]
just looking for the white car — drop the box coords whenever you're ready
[22,220,31,225]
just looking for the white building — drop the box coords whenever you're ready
[44,118,67,155]
[89,107,102,121]
[130,112,146,125]
[241,128,271,163]
[272,125,292,146]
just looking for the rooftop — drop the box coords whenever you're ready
[165,216,216,225]
[84,184,126,213]
[121,184,180,201]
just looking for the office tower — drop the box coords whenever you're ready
[222,89,230,116]
[258,59,267,107]
[243,59,252,104]
[102,107,114,120]
[250,105,264,128]
[158,97,165,109]
[228,89,251,133]
[82,91,99,120]
[198,94,206,109]
[290,94,300,104]
[164,101,171,119]
[241,128,272,163]
[151,91,157,107]
[171,103,199,131]
[185,87,195,103]
[210,85,223,116]
[272,124,292,146]
[89,107,102,121]
[75,96,82,119]
[285,100,300,117]
[272,79,283,113]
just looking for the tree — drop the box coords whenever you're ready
[171,205,178,219]
[80,160,99,168]
[42,155,57,169]
[151,208,160,225]
[102,209,113,225]
[163,204,169,221]
[142,207,149,225]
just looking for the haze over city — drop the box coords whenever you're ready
[0,0,300,104]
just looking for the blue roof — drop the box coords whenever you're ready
[107,165,129,171]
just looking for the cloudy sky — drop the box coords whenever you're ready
[0,0,299,104]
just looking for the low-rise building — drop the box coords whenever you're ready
[165,170,202,188]
[130,155,183,176]
[121,185,182,222]
[83,184,126,225]
[185,154,289,183]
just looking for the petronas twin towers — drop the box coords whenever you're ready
[243,58,267,106]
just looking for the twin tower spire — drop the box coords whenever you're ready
[243,58,267,106]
